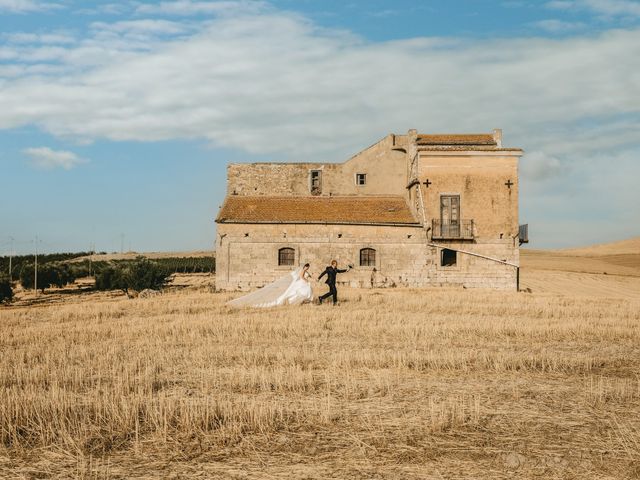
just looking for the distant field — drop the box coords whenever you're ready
[72,250,215,262]
[1,239,639,478]
[521,236,640,300]
[560,237,640,256]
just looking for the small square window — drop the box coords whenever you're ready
[356,173,367,186]
[441,248,457,267]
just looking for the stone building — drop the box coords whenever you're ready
[215,129,525,291]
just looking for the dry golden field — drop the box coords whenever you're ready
[1,241,639,479]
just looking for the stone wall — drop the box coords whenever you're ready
[226,134,410,197]
[418,152,521,240]
[216,223,519,291]
[424,240,519,290]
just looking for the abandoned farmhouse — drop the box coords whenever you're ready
[215,129,525,290]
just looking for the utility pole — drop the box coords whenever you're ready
[34,235,38,299]
[8,236,14,283]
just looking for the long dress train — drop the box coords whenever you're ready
[227,268,313,308]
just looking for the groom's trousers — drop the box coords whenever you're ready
[319,284,338,304]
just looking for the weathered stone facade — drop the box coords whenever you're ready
[216,129,523,291]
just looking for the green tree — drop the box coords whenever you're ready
[55,264,76,287]
[0,274,12,304]
[126,258,169,292]
[94,258,169,294]
[20,263,77,293]
[94,265,128,293]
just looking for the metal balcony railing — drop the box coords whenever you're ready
[431,219,474,240]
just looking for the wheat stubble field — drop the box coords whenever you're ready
[1,241,640,479]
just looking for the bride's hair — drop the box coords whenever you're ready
[303,263,310,268]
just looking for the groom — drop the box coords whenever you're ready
[318,260,352,305]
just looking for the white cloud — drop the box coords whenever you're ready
[531,19,586,32]
[0,12,638,159]
[135,0,267,16]
[0,0,62,13]
[0,63,67,77]
[3,31,75,44]
[75,3,130,16]
[546,0,640,17]
[23,147,87,170]
[91,19,193,35]
[520,151,566,180]
[0,6,639,245]
[520,146,640,246]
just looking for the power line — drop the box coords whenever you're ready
[1,238,33,247]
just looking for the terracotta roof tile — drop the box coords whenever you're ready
[419,146,523,151]
[216,196,419,225]
[416,134,497,146]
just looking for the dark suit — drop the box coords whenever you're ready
[318,266,348,304]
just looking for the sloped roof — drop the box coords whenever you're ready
[416,134,497,146]
[216,196,419,225]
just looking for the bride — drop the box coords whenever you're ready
[227,263,313,308]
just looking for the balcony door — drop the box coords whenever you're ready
[440,195,460,238]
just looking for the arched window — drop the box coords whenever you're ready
[278,247,295,266]
[360,248,376,267]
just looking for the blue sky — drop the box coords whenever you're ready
[1,0,639,254]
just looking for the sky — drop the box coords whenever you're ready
[1,0,639,254]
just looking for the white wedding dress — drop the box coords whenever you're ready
[227,268,313,308]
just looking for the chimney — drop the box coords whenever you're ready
[493,129,503,148]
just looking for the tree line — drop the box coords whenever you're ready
[0,252,94,277]
[0,255,215,304]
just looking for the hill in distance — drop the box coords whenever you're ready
[520,236,640,299]
[73,250,215,262]
[559,236,640,256]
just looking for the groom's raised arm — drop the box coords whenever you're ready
[318,268,327,281]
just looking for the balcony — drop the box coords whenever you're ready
[431,219,474,240]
